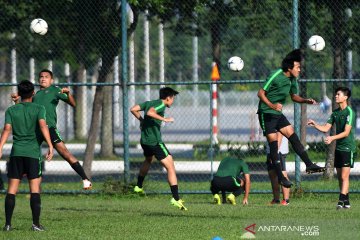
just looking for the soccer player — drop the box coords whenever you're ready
[0,80,53,231]
[257,49,325,188]
[130,87,187,210]
[266,133,290,205]
[12,69,92,190]
[210,156,251,205]
[308,87,356,209]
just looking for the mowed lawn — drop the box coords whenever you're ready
[0,191,359,240]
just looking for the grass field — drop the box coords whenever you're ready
[0,181,359,240]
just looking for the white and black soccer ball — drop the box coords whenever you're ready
[227,56,244,72]
[30,18,48,35]
[307,35,325,52]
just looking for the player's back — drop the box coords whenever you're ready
[5,102,46,158]
[215,157,248,178]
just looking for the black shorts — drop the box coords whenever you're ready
[40,127,63,144]
[7,156,42,180]
[266,153,287,171]
[335,150,355,168]
[210,176,244,194]
[141,143,171,161]
[258,113,291,136]
[49,127,63,144]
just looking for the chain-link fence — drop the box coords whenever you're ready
[0,0,360,193]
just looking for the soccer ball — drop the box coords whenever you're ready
[227,56,244,71]
[307,35,325,52]
[30,18,48,35]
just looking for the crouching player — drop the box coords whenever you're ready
[210,156,251,205]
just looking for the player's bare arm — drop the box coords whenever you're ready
[39,119,53,161]
[0,124,12,159]
[324,124,352,145]
[147,107,174,122]
[291,94,317,104]
[257,88,282,111]
[11,93,20,104]
[130,105,144,121]
[243,173,251,205]
[307,120,332,133]
[61,87,76,107]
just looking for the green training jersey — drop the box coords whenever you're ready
[257,69,298,115]
[5,102,46,158]
[33,85,69,128]
[327,106,356,152]
[215,157,250,178]
[139,99,166,145]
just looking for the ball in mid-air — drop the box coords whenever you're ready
[30,18,48,35]
[307,35,325,52]
[227,56,244,72]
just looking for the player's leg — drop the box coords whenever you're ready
[55,142,92,189]
[4,179,20,231]
[151,143,187,210]
[280,124,324,173]
[50,127,91,189]
[267,133,292,187]
[28,177,44,231]
[227,177,243,205]
[26,157,45,231]
[134,155,153,194]
[4,156,23,231]
[334,149,352,209]
[210,177,221,205]
[281,171,290,205]
[134,144,154,193]
[336,167,350,209]
[259,113,291,187]
[279,153,290,205]
[162,155,187,210]
[268,170,280,204]
[267,154,280,204]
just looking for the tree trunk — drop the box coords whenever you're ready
[83,55,113,178]
[100,73,115,158]
[74,64,86,140]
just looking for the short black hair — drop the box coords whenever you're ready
[335,86,351,99]
[159,87,179,99]
[281,49,303,72]
[39,69,53,78]
[18,80,34,99]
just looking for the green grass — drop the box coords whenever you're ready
[6,178,360,193]
[0,193,359,239]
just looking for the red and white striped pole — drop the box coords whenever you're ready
[211,62,220,144]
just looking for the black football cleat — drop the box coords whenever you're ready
[278,178,293,188]
[3,225,13,231]
[31,224,45,231]
[306,163,325,174]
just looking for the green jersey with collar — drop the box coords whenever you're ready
[5,102,46,158]
[327,106,356,152]
[33,85,69,128]
[139,99,166,145]
[258,69,298,115]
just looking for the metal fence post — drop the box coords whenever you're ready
[121,0,130,186]
[293,0,301,188]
